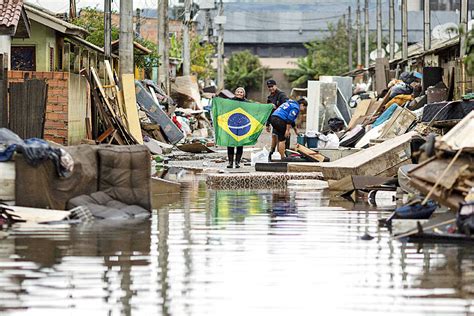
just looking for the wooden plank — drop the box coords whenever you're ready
[9,81,27,138]
[288,131,416,179]
[6,205,68,223]
[0,54,8,128]
[62,43,71,72]
[151,177,181,195]
[104,60,124,117]
[177,143,214,153]
[121,73,143,144]
[375,57,389,95]
[97,126,115,143]
[295,144,328,162]
[347,99,372,130]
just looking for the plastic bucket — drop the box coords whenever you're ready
[306,136,319,149]
[297,134,306,145]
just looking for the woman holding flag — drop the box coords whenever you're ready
[227,87,248,168]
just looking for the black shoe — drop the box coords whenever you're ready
[227,163,233,168]
[235,163,240,168]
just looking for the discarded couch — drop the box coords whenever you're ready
[15,144,151,217]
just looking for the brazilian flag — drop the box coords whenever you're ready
[211,97,273,147]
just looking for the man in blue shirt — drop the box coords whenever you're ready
[269,98,307,160]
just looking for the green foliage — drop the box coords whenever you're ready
[464,28,474,75]
[224,50,267,92]
[72,8,119,46]
[72,7,159,74]
[286,19,379,88]
[134,38,160,75]
[169,34,216,81]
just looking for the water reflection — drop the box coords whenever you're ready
[1,180,474,315]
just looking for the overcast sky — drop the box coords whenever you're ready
[28,0,163,13]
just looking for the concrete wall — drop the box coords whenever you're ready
[9,71,69,145]
[11,21,56,71]
[0,36,11,69]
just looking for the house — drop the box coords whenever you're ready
[7,2,116,145]
[0,0,30,68]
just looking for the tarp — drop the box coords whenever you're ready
[211,97,272,147]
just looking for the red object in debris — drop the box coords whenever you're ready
[172,115,182,130]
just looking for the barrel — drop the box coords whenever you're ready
[297,133,306,145]
[306,136,319,149]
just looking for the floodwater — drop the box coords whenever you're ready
[1,170,474,315]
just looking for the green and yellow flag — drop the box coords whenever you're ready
[212,97,273,147]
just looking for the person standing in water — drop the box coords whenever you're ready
[227,87,248,168]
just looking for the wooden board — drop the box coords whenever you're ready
[151,177,181,195]
[348,99,373,130]
[0,162,15,201]
[295,144,328,162]
[288,131,416,180]
[6,205,68,223]
[9,79,47,139]
[122,74,143,144]
[177,143,214,153]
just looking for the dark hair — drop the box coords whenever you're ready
[297,98,308,107]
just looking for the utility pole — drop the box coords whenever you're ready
[183,0,192,76]
[356,0,361,67]
[389,0,395,60]
[424,0,431,51]
[69,0,77,19]
[460,0,468,57]
[376,0,382,58]
[136,8,141,36]
[216,0,225,90]
[158,0,170,92]
[348,6,353,71]
[401,0,408,61]
[364,0,369,67]
[119,0,133,74]
[104,0,111,60]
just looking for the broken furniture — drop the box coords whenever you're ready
[15,144,151,216]
[288,131,416,180]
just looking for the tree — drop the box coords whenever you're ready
[72,7,158,77]
[169,34,216,81]
[224,50,267,92]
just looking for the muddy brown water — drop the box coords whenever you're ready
[1,171,474,315]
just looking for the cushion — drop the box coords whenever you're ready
[98,145,151,211]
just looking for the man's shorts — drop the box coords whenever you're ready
[270,116,287,142]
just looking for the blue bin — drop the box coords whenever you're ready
[297,134,306,145]
[306,136,319,149]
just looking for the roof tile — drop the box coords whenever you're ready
[0,0,23,28]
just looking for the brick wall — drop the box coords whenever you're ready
[8,71,69,145]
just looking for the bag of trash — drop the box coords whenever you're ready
[251,147,269,166]
[456,202,474,235]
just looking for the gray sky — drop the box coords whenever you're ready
[29,0,162,13]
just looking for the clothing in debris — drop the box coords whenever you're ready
[0,128,73,177]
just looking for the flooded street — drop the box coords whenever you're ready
[1,174,474,315]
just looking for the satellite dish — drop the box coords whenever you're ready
[432,22,459,40]
[370,49,386,61]
[385,43,400,54]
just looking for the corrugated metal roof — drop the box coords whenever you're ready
[198,2,464,44]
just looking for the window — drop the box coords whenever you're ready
[11,46,36,71]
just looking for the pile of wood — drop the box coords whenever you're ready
[82,61,141,145]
